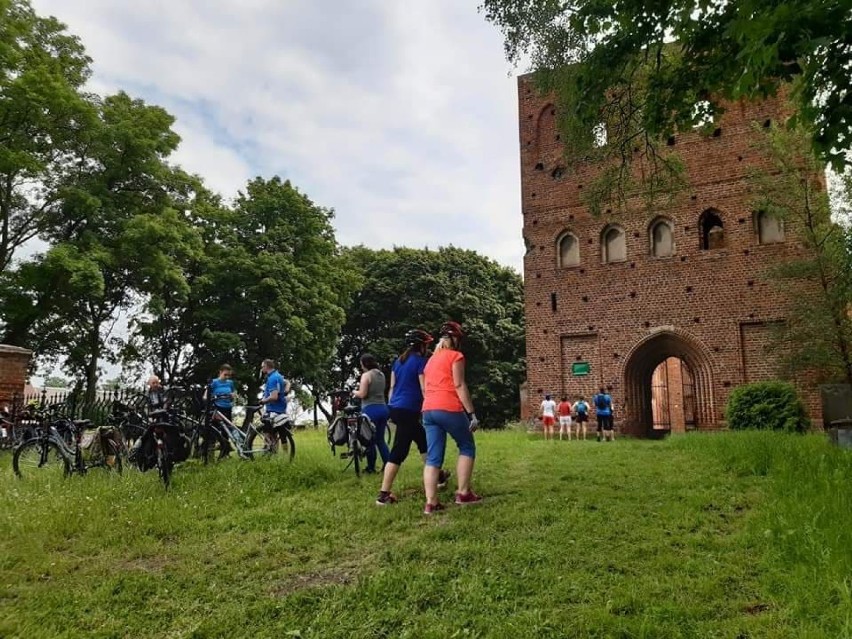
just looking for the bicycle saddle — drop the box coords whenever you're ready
[149,409,170,420]
[73,419,92,429]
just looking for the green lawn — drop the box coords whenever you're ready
[1,429,850,638]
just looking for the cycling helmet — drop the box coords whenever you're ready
[405,329,434,346]
[440,321,464,339]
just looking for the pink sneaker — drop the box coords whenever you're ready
[375,491,397,506]
[455,491,483,506]
[423,502,445,515]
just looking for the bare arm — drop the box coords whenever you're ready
[353,372,371,399]
[451,359,475,414]
[418,373,425,396]
[388,371,396,404]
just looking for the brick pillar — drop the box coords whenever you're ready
[0,345,32,407]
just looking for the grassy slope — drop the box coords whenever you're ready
[0,430,849,639]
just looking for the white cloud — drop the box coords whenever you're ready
[31,0,524,271]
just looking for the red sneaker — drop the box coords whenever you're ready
[454,491,483,506]
[423,502,445,515]
[375,491,397,506]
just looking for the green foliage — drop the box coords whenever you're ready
[480,0,852,196]
[0,0,94,271]
[725,381,809,433]
[750,123,852,386]
[335,246,525,427]
[1,431,850,637]
[125,177,359,396]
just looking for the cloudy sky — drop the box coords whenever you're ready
[31,0,525,272]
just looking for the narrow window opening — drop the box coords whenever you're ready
[557,232,580,268]
[601,226,627,263]
[550,293,557,312]
[755,210,784,244]
[699,209,725,250]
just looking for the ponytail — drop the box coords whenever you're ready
[399,345,414,364]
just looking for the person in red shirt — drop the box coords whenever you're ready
[557,395,573,441]
[421,321,481,514]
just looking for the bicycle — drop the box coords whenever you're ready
[128,407,193,489]
[13,416,123,480]
[200,395,296,463]
[327,390,375,477]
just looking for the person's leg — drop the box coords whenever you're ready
[381,409,417,494]
[596,416,603,442]
[362,404,390,469]
[443,411,476,497]
[219,407,233,455]
[423,411,447,506]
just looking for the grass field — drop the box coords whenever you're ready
[1,428,850,638]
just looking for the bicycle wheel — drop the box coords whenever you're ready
[13,439,70,480]
[350,434,362,478]
[157,446,172,488]
[277,428,295,462]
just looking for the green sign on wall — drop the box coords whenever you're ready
[572,362,590,377]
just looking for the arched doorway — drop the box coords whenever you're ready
[622,330,715,436]
[650,358,697,433]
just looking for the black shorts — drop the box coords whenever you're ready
[576,413,588,423]
[597,414,614,431]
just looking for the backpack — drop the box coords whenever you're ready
[575,401,588,415]
[327,418,348,447]
[357,416,376,447]
[594,394,611,411]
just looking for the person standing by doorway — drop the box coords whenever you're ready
[572,396,589,440]
[540,394,557,440]
[557,395,573,441]
[593,386,614,442]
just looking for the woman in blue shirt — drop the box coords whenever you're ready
[375,329,449,505]
[206,364,236,458]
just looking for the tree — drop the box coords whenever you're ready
[1,92,192,400]
[0,0,95,272]
[751,123,852,387]
[126,177,359,397]
[334,246,526,427]
[481,0,852,208]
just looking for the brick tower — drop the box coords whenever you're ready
[518,75,822,435]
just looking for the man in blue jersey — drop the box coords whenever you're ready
[592,386,614,442]
[260,358,290,416]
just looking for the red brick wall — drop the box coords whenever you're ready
[518,76,823,432]
[0,345,32,407]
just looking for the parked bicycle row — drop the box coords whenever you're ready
[6,375,296,488]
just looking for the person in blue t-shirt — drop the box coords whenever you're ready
[205,364,236,458]
[592,386,615,442]
[208,364,236,421]
[375,329,450,506]
[260,358,290,415]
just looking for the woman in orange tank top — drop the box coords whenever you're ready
[421,321,481,514]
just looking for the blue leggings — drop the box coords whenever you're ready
[423,410,476,468]
[363,404,390,471]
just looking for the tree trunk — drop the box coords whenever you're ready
[84,323,101,404]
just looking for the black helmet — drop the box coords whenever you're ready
[440,321,464,339]
[405,329,434,346]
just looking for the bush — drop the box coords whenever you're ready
[725,381,809,432]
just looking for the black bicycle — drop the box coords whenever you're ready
[128,408,192,489]
[327,390,375,477]
[13,414,123,480]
